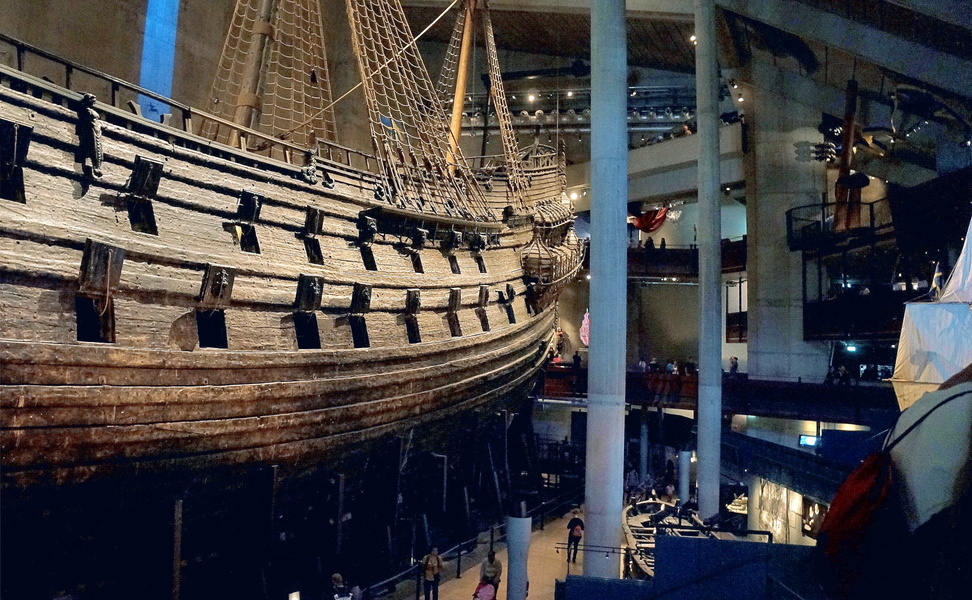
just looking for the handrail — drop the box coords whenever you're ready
[0,31,377,170]
[0,31,190,114]
[361,488,581,599]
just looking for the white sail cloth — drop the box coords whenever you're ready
[891,303,972,409]
[891,216,972,410]
[887,381,972,531]
[940,217,972,303]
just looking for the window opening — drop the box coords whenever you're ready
[448,255,461,274]
[239,224,260,253]
[349,315,370,348]
[405,314,421,344]
[475,255,487,274]
[75,296,114,343]
[294,312,321,349]
[126,197,158,235]
[361,246,377,271]
[447,312,462,337]
[196,309,228,348]
[476,307,490,332]
[304,238,324,264]
[411,252,424,273]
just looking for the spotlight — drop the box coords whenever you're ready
[528,94,535,102]
[729,79,738,89]
[737,97,744,102]
[846,345,857,352]
[570,192,578,200]
[585,274,591,280]
[566,90,574,98]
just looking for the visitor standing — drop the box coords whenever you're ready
[421,547,443,600]
[566,508,585,563]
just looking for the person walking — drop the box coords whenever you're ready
[566,507,585,563]
[480,550,503,597]
[421,547,444,600]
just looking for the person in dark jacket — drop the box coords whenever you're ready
[566,507,585,563]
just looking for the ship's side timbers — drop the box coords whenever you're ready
[0,69,564,487]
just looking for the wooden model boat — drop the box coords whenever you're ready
[0,0,582,487]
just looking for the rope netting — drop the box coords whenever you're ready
[201,0,336,149]
[345,0,493,221]
[481,4,529,212]
[434,0,467,109]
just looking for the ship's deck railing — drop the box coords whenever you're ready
[0,31,377,172]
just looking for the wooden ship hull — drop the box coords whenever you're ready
[0,34,580,487]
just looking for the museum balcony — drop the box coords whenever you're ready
[541,369,898,430]
[626,236,747,280]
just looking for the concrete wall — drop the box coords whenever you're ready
[628,281,700,366]
[744,80,831,382]
[0,0,148,84]
[0,0,235,109]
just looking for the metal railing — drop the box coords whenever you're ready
[785,198,894,251]
[361,488,582,600]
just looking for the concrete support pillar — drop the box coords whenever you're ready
[639,407,650,483]
[584,0,627,580]
[678,450,692,504]
[744,78,830,383]
[505,513,531,600]
[747,475,761,535]
[694,0,723,521]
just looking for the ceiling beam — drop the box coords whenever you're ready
[715,0,972,98]
[401,1,693,21]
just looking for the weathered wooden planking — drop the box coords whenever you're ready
[1,355,542,487]
[0,320,545,427]
[1,346,542,462]
[0,307,553,385]
[0,66,573,488]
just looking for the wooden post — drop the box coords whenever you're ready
[336,473,346,554]
[171,498,183,600]
[448,0,478,165]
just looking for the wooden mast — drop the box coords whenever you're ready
[228,0,277,150]
[448,0,477,166]
[834,79,862,231]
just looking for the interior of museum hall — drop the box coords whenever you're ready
[1,1,970,600]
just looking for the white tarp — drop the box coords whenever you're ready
[940,217,972,303]
[887,381,972,531]
[890,302,972,410]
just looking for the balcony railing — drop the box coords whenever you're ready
[786,199,893,252]
[627,236,747,279]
